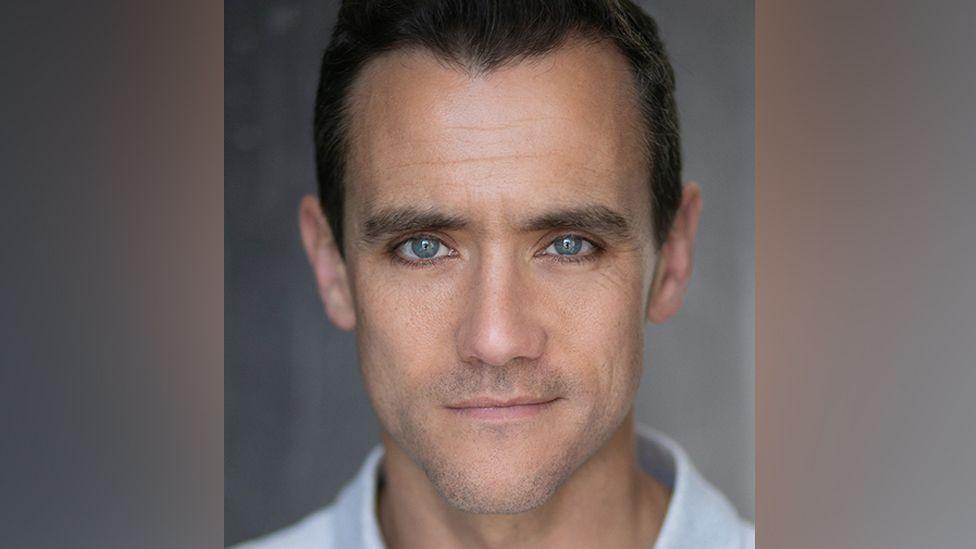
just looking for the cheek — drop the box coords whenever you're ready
[351,267,462,407]
[356,267,463,348]
[534,262,648,404]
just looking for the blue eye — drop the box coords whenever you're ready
[552,235,583,255]
[545,235,595,257]
[395,236,452,262]
[411,237,440,258]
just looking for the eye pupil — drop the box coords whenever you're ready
[554,235,583,255]
[411,237,440,259]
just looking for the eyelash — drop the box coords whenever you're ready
[387,234,604,267]
[542,249,601,264]
[537,235,603,265]
[387,234,458,269]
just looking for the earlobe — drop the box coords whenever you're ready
[646,183,703,324]
[298,195,357,331]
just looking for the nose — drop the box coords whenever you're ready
[455,255,547,367]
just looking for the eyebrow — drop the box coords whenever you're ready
[360,206,469,243]
[358,203,636,245]
[518,205,635,240]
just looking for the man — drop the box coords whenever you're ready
[237,0,753,547]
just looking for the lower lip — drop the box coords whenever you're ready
[447,399,559,421]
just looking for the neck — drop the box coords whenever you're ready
[377,412,670,549]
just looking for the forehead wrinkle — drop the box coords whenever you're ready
[386,152,554,171]
[438,115,579,132]
[377,117,614,172]
[350,46,639,154]
[439,121,538,131]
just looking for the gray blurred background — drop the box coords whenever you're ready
[225,0,754,544]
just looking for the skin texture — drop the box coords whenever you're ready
[300,40,703,549]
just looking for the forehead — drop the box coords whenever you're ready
[343,40,651,229]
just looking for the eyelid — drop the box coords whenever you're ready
[539,233,599,250]
[389,234,458,265]
[389,232,448,251]
[537,233,603,260]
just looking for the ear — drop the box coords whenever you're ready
[646,182,703,324]
[298,195,356,331]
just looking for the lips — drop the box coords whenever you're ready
[447,396,558,409]
[445,396,561,420]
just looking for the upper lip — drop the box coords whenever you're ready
[446,396,558,409]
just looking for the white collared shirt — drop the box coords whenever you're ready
[234,425,754,548]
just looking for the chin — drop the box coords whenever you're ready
[426,456,569,514]
[418,434,584,515]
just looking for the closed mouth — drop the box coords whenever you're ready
[446,396,560,409]
[445,396,562,420]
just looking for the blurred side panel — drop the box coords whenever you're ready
[757,0,976,547]
[0,1,223,547]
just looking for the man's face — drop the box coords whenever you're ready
[341,41,656,513]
